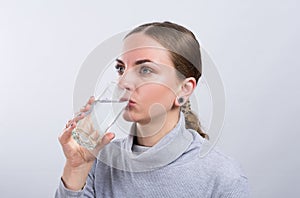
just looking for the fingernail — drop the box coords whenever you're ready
[108,133,114,139]
[77,113,82,117]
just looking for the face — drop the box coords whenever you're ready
[115,33,181,124]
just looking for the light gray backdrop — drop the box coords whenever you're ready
[0,0,299,197]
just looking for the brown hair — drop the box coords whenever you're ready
[125,21,208,139]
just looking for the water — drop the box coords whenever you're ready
[72,100,128,150]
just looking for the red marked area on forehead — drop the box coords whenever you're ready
[120,33,174,69]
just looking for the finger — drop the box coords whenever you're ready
[65,119,72,128]
[80,103,93,113]
[73,112,85,123]
[74,96,96,122]
[88,95,95,103]
[59,121,77,145]
[75,96,95,117]
[101,132,115,146]
[92,132,115,153]
[80,103,92,112]
[80,96,95,111]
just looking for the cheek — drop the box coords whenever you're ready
[138,84,175,108]
[122,84,176,123]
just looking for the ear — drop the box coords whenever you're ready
[174,77,197,107]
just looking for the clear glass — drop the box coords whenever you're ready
[72,82,128,150]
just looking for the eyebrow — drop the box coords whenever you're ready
[116,59,124,65]
[115,59,153,65]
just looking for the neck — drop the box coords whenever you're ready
[135,108,180,147]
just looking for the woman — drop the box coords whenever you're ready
[56,21,249,197]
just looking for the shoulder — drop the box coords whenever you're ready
[186,129,246,175]
[203,147,248,183]
[188,130,250,196]
[204,149,250,197]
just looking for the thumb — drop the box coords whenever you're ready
[90,132,115,155]
[101,132,115,145]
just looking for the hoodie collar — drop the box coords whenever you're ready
[99,112,194,172]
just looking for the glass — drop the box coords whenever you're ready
[72,82,129,150]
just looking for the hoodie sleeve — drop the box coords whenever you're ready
[54,161,97,198]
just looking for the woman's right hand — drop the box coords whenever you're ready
[58,96,115,190]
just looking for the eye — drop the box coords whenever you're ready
[115,64,125,75]
[139,65,153,75]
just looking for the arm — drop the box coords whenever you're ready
[55,160,97,198]
[55,96,115,197]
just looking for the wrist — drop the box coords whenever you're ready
[62,161,94,191]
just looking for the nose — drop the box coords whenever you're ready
[118,70,135,92]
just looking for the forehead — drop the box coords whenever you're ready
[120,33,174,67]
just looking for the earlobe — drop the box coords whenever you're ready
[174,96,185,107]
[177,97,185,105]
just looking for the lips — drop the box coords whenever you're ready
[119,96,136,107]
[130,99,136,103]
[129,99,136,104]
[125,99,136,108]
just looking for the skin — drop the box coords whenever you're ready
[58,96,115,190]
[58,32,196,191]
[118,33,188,146]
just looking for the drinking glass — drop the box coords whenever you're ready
[72,82,128,150]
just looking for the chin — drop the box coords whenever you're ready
[122,110,150,124]
[122,110,137,122]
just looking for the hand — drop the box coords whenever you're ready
[58,96,115,190]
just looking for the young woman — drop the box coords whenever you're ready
[56,22,249,197]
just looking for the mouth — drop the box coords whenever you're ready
[120,97,136,107]
[126,99,136,108]
[129,99,136,104]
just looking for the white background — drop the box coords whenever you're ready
[0,0,299,197]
